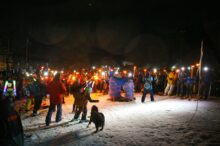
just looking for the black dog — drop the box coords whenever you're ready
[87,105,105,133]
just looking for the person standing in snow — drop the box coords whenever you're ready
[185,73,195,100]
[199,72,211,100]
[141,71,155,102]
[176,70,187,97]
[45,73,66,126]
[124,78,135,101]
[72,82,99,123]
[2,74,17,107]
[164,70,177,96]
[28,75,46,116]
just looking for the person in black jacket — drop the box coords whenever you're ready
[141,71,155,102]
[27,76,46,116]
[0,91,24,146]
[72,82,99,123]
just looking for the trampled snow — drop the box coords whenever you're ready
[20,93,220,146]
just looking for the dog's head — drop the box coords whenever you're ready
[91,105,99,113]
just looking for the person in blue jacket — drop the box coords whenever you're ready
[141,71,155,102]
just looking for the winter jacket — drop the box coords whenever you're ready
[0,99,24,146]
[28,80,46,98]
[178,71,186,82]
[144,76,154,90]
[46,80,66,105]
[186,76,195,85]
[167,72,176,85]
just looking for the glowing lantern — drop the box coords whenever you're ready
[203,66,209,72]
[72,76,76,81]
[26,72,30,77]
[53,71,58,76]
[101,71,106,76]
[123,70,127,74]
[94,75,99,80]
[43,71,48,76]
[128,72,133,77]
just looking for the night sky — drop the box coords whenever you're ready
[0,0,220,68]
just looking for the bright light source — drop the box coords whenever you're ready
[60,70,64,74]
[203,67,209,72]
[98,69,102,72]
[94,75,99,80]
[181,67,185,71]
[128,72,133,77]
[191,65,195,68]
[53,71,58,76]
[26,72,30,77]
[72,76,76,80]
[43,71,48,76]
[101,71,106,76]
[123,70,127,74]
[153,68,157,73]
[172,66,176,69]
[92,66,96,70]
[144,69,147,72]
[196,63,200,67]
[114,71,119,75]
[176,69,180,73]
[187,66,191,70]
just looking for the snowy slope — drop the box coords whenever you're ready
[21,93,220,146]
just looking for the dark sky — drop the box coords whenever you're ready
[0,0,220,68]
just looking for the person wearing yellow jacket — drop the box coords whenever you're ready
[164,70,177,96]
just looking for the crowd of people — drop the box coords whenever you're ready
[0,64,213,146]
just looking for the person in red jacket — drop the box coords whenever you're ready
[45,73,66,126]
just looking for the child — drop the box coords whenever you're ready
[72,85,99,123]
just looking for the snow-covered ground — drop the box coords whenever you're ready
[20,93,220,146]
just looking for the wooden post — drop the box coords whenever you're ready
[197,40,204,98]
